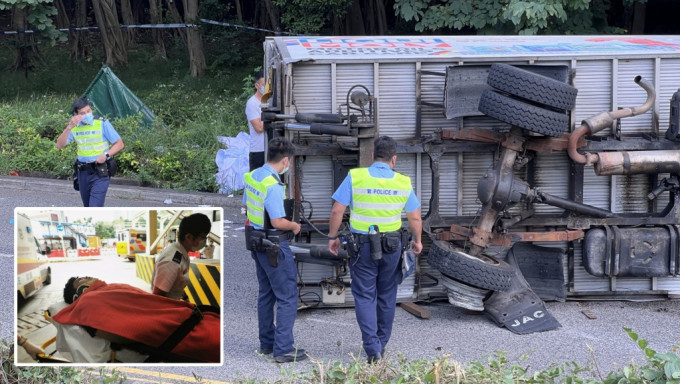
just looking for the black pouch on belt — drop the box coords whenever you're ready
[72,160,80,191]
[381,232,401,254]
[95,162,109,177]
[368,231,382,261]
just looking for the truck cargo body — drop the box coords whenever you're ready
[262,35,680,305]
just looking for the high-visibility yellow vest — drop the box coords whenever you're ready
[349,167,411,233]
[244,171,285,228]
[71,119,109,158]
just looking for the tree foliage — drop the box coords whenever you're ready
[272,0,352,34]
[394,0,640,34]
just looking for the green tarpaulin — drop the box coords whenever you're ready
[82,66,156,127]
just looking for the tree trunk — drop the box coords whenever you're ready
[165,0,188,47]
[346,0,366,35]
[149,0,167,59]
[119,0,136,46]
[91,0,128,67]
[10,5,43,75]
[235,0,243,21]
[261,0,280,31]
[54,0,70,29]
[70,0,88,61]
[374,0,387,35]
[182,0,206,77]
[631,1,646,34]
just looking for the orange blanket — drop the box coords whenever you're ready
[53,280,220,362]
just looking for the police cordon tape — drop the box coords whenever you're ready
[0,18,291,36]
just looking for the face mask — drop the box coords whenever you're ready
[192,239,207,252]
[81,113,94,125]
[260,86,265,94]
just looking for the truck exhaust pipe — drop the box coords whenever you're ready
[568,76,656,166]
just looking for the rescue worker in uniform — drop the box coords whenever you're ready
[56,98,124,207]
[327,135,422,363]
[151,213,212,300]
[243,136,306,363]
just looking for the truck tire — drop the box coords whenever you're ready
[479,89,570,137]
[427,240,513,291]
[487,63,578,111]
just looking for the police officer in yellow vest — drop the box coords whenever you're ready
[242,136,307,363]
[328,135,422,363]
[57,98,124,207]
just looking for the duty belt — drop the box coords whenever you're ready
[77,161,96,171]
[253,229,294,243]
[353,230,401,244]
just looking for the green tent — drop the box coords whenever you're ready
[82,66,156,127]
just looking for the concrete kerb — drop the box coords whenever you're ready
[0,176,243,208]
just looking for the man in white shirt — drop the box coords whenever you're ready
[151,213,212,300]
[246,70,266,171]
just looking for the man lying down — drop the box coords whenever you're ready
[53,276,220,363]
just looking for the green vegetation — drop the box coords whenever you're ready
[4,328,679,383]
[0,41,256,192]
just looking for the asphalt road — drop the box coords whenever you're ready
[2,177,680,383]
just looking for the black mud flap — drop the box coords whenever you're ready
[484,246,561,334]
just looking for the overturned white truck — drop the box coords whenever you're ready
[260,35,680,333]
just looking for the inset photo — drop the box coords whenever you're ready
[15,207,223,365]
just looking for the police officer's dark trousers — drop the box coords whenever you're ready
[78,167,110,207]
[350,239,402,356]
[251,240,298,356]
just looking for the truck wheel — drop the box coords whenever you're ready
[44,267,51,285]
[487,63,578,111]
[427,240,513,291]
[479,89,570,137]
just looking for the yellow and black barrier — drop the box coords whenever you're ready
[135,255,221,307]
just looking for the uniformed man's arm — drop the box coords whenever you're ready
[270,217,300,234]
[57,115,81,149]
[328,201,347,255]
[406,209,423,254]
[96,138,124,164]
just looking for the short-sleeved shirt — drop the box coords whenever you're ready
[332,162,421,233]
[67,118,121,163]
[246,95,264,152]
[242,164,286,230]
[151,242,190,300]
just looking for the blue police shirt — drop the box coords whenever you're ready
[331,162,421,233]
[243,164,286,230]
[67,118,122,163]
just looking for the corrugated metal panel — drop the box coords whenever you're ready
[300,156,334,221]
[617,59,655,135]
[534,152,569,214]
[461,152,493,215]
[613,174,649,213]
[657,276,680,292]
[572,60,612,135]
[583,168,611,210]
[462,115,510,131]
[378,63,416,139]
[291,63,334,144]
[658,59,680,132]
[421,63,457,136]
[420,153,459,217]
[291,64,332,113]
[394,154,417,218]
[336,63,374,112]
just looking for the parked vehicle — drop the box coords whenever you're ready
[116,228,146,261]
[16,213,51,301]
[260,35,680,321]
